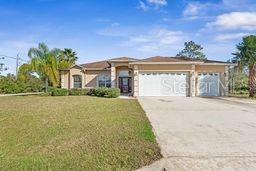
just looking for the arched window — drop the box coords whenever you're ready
[98,75,111,87]
[73,75,82,88]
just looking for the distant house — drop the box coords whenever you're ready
[60,56,235,97]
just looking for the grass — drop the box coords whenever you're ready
[0,96,161,170]
[229,93,256,99]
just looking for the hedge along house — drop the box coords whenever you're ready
[60,56,235,97]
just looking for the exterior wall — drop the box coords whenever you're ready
[114,62,129,67]
[60,71,69,89]
[133,65,139,96]
[69,67,86,89]
[85,70,111,88]
[195,65,225,73]
[111,63,116,88]
[61,67,111,89]
[191,65,196,97]
[138,64,192,71]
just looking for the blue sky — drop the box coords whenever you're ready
[1,0,256,74]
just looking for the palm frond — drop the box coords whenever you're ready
[38,43,50,54]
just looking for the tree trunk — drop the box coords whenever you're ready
[45,77,49,92]
[248,64,256,97]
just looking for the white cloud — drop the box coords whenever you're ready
[162,18,171,22]
[124,29,186,52]
[111,22,120,27]
[96,26,137,37]
[137,0,167,11]
[222,0,256,9]
[147,0,167,6]
[95,18,112,23]
[183,2,206,17]
[182,0,256,20]
[214,32,249,41]
[138,1,149,11]
[207,12,256,30]
[95,19,120,27]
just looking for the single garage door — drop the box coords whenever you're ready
[139,72,188,96]
[198,73,220,96]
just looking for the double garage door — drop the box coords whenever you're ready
[139,72,188,96]
[138,72,220,97]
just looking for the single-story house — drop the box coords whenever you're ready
[60,56,235,97]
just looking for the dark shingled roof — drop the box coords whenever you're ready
[139,56,200,62]
[137,56,230,64]
[80,60,110,69]
[76,56,231,70]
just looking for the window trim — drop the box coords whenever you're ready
[98,74,111,88]
[73,75,82,88]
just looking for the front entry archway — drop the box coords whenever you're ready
[119,77,132,93]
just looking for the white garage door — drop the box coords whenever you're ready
[139,72,188,96]
[198,73,220,96]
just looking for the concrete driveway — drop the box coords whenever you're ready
[138,97,256,170]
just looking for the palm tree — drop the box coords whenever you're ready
[28,43,61,92]
[17,63,32,82]
[58,48,78,69]
[233,35,256,97]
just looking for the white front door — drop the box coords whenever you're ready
[138,72,188,96]
[198,73,220,96]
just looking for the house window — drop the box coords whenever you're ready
[119,70,129,77]
[73,75,82,88]
[98,75,111,87]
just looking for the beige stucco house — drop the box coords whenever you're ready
[60,56,235,97]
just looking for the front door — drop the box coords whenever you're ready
[119,77,131,93]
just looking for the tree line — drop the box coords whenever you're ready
[19,43,78,92]
[0,43,78,94]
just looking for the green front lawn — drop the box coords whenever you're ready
[229,93,256,99]
[0,96,161,170]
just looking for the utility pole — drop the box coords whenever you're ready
[16,53,20,78]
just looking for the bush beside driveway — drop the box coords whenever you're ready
[0,96,161,170]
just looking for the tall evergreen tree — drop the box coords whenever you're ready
[177,41,206,60]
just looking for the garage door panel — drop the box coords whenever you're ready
[139,72,188,96]
[198,73,220,96]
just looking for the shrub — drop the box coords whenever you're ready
[47,87,55,94]
[68,88,90,96]
[88,87,120,98]
[50,87,68,96]
[105,88,120,98]
[0,74,43,94]
[87,88,97,96]
[40,92,52,96]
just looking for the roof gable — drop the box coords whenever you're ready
[109,57,138,61]
[80,60,110,69]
